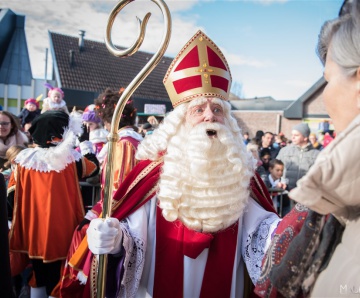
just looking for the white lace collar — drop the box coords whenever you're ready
[16,146,81,173]
[118,127,143,142]
[90,128,108,143]
[48,99,67,109]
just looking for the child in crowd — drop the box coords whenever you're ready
[17,97,41,131]
[268,159,286,189]
[42,83,69,114]
[259,148,271,175]
[81,104,108,157]
[267,159,290,216]
[1,145,26,187]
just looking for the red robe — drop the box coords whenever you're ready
[60,159,276,297]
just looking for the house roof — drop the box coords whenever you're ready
[283,77,326,118]
[230,96,294,111]
[0,9,32,85]
[49,31,173,102]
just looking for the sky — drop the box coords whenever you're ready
[2,0,344,100]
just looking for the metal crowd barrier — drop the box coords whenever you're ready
[79,181,101,211]
[268,187,288,217]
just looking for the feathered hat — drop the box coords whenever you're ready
[25,94,43,109]
[163,30,232,107]
[82,104,101,123]
[44,83,64,98]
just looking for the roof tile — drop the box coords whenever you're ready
[50,31,173,102]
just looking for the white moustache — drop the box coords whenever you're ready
[187,122,227,139]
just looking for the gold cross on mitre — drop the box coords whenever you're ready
[163,30,232,107]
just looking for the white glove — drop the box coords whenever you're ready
[87,217,122,255]
[79,140,95,155]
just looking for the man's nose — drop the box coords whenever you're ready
[203,108,216,122]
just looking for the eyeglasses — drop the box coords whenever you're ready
[0,122,10,126]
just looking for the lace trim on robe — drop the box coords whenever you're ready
[243,216,280,284]
[118,220,146,298]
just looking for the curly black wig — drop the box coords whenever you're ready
[94,88,137,129]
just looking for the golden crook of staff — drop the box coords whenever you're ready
[96,0,171,297]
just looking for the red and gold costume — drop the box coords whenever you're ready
[92,127,142,217]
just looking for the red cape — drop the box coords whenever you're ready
[60,159,277,297]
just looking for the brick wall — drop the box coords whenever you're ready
[304,89,327,115]
[232,111,280,138]
[231,84,330,140]
[280,118,302,139]
[232,110,302,140]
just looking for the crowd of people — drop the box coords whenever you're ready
[0,83,152,296]
[1,1,360,297]
[245,123,325,215]
[0,84,167,297]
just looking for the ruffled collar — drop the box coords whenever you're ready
[47,98,67,109]
[96,127,143,165]
[118,127,143,142]
[90,128,108,144]
[16,146,81,173]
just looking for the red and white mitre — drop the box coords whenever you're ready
[163,30,232,107]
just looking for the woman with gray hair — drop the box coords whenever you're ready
[293,1,360,295]
[255,1,360,297]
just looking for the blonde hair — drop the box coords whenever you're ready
[4,145,26,168]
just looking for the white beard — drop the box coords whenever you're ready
[158,121,253,233]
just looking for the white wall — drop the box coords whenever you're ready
[0,78,56,113]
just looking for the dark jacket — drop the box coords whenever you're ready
[18,108,41,127]
[260,145,280,160]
